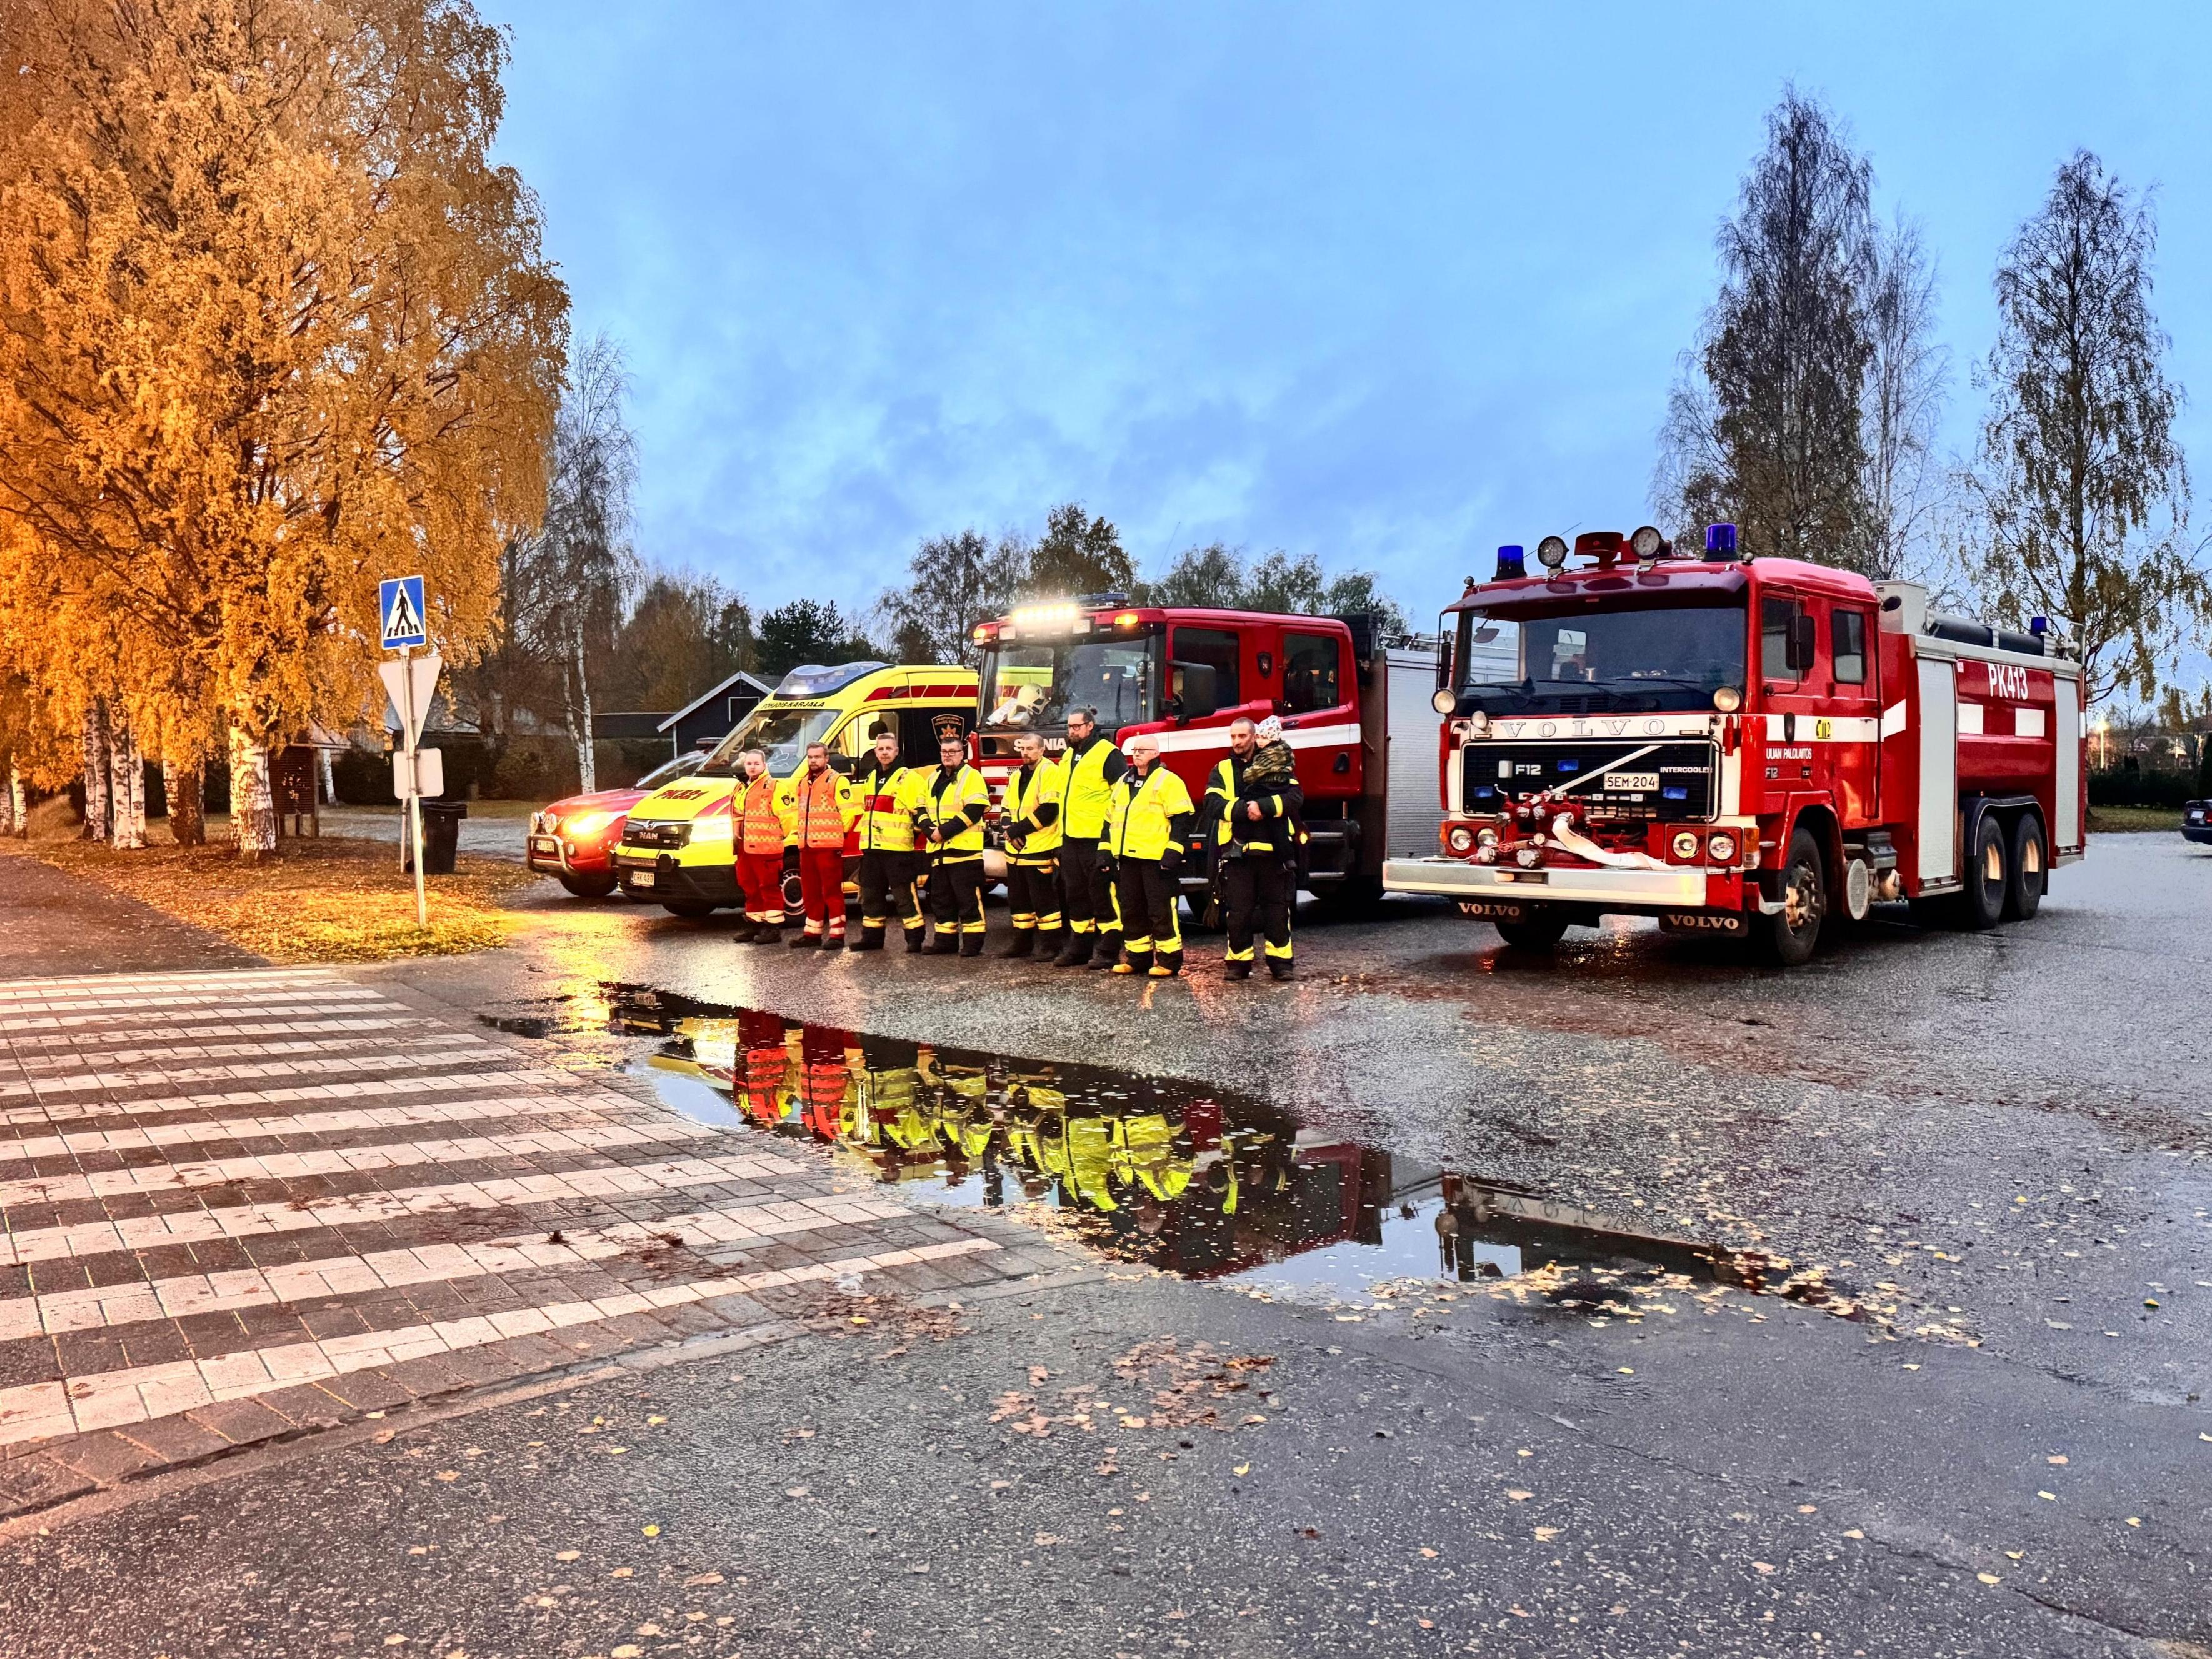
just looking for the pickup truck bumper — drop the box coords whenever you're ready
[1383,857,1716,909]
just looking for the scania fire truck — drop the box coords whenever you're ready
[1383,526,2088,964]
[969,596,1444,904]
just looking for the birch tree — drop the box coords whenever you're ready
[1968,153,2204,705]
[1859,216,1949,580]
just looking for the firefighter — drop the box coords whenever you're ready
[1102,733,1195,977]
[850,725,928,952]
[784,740,859,949]
[1053,705,1128,969]
[999,730,1064,958]
[919,730,989,955]
[1201,714,1304,980]
[729,746,788,944]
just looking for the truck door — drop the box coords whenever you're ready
[1757,590,1822,804]
[1166,624,1245,794]
[1279,628,1359,800]
[1826,604,1879,824]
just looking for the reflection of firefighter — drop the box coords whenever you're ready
[1111,1113,1195,1203]
[798,1024,856,1141]
[730,748,787,944]
[739,1008,793,1127]
[1102,735,1194,977]
[850,725,929,952]
[1054,706,1128,969]
[999,732,1064,958]
[783,743,859,949]
[919,732,989,955]
[1201,715,1304,981]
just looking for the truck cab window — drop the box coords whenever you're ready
[1761,597,1805,683]
[1171,627,1241,714]
[1281,632,1342,713]
[1832,609,1868,685]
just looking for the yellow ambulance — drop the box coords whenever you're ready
[611,660,978,918]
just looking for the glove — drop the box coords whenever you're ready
[1161,847,1183,874]
[1098,852,1118,877]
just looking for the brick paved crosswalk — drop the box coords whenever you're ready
[0,968,1047,1512]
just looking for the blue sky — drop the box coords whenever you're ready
[480,3,2212,629]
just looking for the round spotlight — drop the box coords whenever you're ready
[1630,524,1667,560]
[1671,830,1699,860]
[1476,826,1499,847]
[1713,686,1743,713]
[1468,709,1491,736]
[1536,535,1569,571]
[1473,844,1498,865]
[1432,687,1458,715]
[1706,832,1739,863]
[1514,845,1542,869]
[1446,825,1476,855]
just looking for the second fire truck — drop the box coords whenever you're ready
[1383,525,2088,964]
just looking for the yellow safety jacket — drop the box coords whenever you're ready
[1002,758,1064,862]
[854,760,927,853]
[920,764,989,860]
[1059,734,1128,841]
[1103,764,1195,862]
[1202,753,1303,857]
[1113,1113,1195,1203]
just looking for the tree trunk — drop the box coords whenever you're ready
[228,724,278,860]
[568,624,598,793]
[318,748,336,805]
[0,762,13,837]
[7,764,23,839]
[81,698,111,842]
[164,758,206,847]
[108,709,146,850]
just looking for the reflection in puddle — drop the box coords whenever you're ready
[601,984,1799,1304]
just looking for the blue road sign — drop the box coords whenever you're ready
[379,575,428,650]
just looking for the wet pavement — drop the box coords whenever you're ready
[1,833,2208,1655]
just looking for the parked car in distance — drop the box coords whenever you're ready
[2186,800,2212,845]
[529,750,709,897]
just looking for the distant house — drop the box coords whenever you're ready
[658,670,775,757]
[591,711,673,742]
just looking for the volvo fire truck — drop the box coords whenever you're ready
[969,596,1444,903]
[1383,526,2088,964]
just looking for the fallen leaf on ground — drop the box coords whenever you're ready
[1507,1490,1533,1502]
[554,1550,580,1562]
[1419,1548,1438,1559]
[433,1472,458,1483]
[641,1524,659,1537]
[1752,1562,1777,1575]
[2046,1455,2067,1465]
[610,1567,633,1578]
[1977,1573,2001,1585]
[684,1573,724,1587]
[1233,1463,1250,1477]
[1534,1527,1559,1542]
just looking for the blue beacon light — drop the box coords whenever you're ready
[1494,544,1526,580]
[1704,522,1739,559]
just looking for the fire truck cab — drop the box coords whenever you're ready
[1383,526,2088,964]
[971,596,1445,903]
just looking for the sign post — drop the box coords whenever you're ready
[378,576,435,929]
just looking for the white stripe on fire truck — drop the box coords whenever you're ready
[1761,714,1881,742]
[1139,721,1363,756]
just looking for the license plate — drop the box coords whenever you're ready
[1606,772,1659,792]
[529,837,558,855]
[631,871,654,889]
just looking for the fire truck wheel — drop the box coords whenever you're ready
[1962,814,2009,931]
[1761,829,1826,966]
[558,872,618,899]
[2004,813,2046,921]
[1493,909,1570,952]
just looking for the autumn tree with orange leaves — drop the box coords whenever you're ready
[0,0,567,855]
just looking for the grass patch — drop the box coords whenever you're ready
[3,834,543,962]
[2087,805,2185,834]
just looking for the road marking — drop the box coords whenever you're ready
[0,1014,445,1054]
[7,1030,480,1071]
[0,1042,518,1099]
[2,1067,601,1130]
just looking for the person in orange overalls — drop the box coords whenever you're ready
[784,741,859,950]
[730,747,788,944]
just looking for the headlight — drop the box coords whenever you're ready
[1536,535,1569,571]
[687,816,732,843]
[566,811,612,840]
[1706,832,1738,862]
[1713,686,1742,713]
[1476,826,1499,847]
[1432,687,1458,715]
[1446,825,1476,855]
[1468,709,1491,736]
[1671,831,1699,860]
[1630,524,1667,560]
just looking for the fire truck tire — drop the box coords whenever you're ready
[1494,910,1570,951]
[2005,812,2046,922]
[1760,829,1826,966]
[1962,814,2008,931]
[558,872,618,899]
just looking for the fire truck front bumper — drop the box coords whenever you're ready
[1383,857,1732,912]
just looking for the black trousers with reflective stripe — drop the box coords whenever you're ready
[856,849,924,934]
[1058,840,1115,939]
[1005,858,1061,930]
[1113,860,1182,962]
[1222,858,1293,961]
[929,857,988,934]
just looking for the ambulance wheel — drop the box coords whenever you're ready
[2005,813,2046,921]
[558,872,618,899]
[781,869,806,912]
[660,899,717,920]
[1759,829,1826,966]
[1493,909,1569,952]
[1962,814,2008,931]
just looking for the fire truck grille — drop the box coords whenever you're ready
[1463,740,1717,822]
[621,819,689,850]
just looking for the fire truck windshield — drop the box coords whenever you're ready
[979,631,1161,735]
[1453,599,1747,713]
[697,705,838,776]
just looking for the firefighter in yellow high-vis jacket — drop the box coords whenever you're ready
[1101,733,1196,977]
[918,732,990,955]
[999,731,1064,958]
[850,725,929,952]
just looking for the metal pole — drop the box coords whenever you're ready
[400,644,428,928]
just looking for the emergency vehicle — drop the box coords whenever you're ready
[1383,525,2088,964]
[611,660,976,918]
[969,596,1446,902]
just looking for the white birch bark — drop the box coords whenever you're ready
[0,762,14,837]
[319,748,336,805]
[8,765,20,837]
[228,723,278,858]
[568,622,597,793]
[108,709,146,849]
[81,699,111,842]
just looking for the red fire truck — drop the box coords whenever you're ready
[1383,526,2088,964]
[969,595,1445,904]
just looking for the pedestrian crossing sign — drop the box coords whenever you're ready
[379,575,427,650]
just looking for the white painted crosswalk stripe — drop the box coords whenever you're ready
[0,1040,519,1100]
[3,1065,600,1130]
[0,1013,446,1055]
[8,1029,481,1072]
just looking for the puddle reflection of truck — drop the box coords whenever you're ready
[969,597,1449,904]
[1386,526,2089,964]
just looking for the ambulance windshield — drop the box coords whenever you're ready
[698,704,839,777]
[979,632,1160,736]
[1454,598,1748,713]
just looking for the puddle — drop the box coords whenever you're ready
[598,984,1823,1308]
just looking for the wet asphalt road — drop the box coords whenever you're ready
[4,834,2210,1656]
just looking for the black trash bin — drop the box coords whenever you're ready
[404,800,467,875]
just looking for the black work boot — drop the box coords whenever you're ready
[903,927,927,954]
[1054,934,1092,967]
[729,920,758,944]
[788,932,818,949]
[850,929,882,952]
[1036,928,1064,960]
[753,922,780,945]
[1001,931,1035,959]
[959,931,984,957]
[1268,958,1295,982]
[926,932,961,955]
[1112,949,1153,977]
[821,934,845,952]
[1224,959,1251,981]
[1088,936,1121,969]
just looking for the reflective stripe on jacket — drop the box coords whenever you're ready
[1003,758,1064,861]
[1103,764,1196,861]
[1201,752,1304,856]
[1060,734,1128,840]
[736,775,786,855]
[921,764,989,858]
[855,762,925,852]
[784,766,858,851]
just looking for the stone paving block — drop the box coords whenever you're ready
[0,1451,96,1512]
[113,1413,234,1466]
[312,1370,415,1413]
[183,1396,298,1447]
[255,1383,349,1431]
[49,1429,166,1484]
